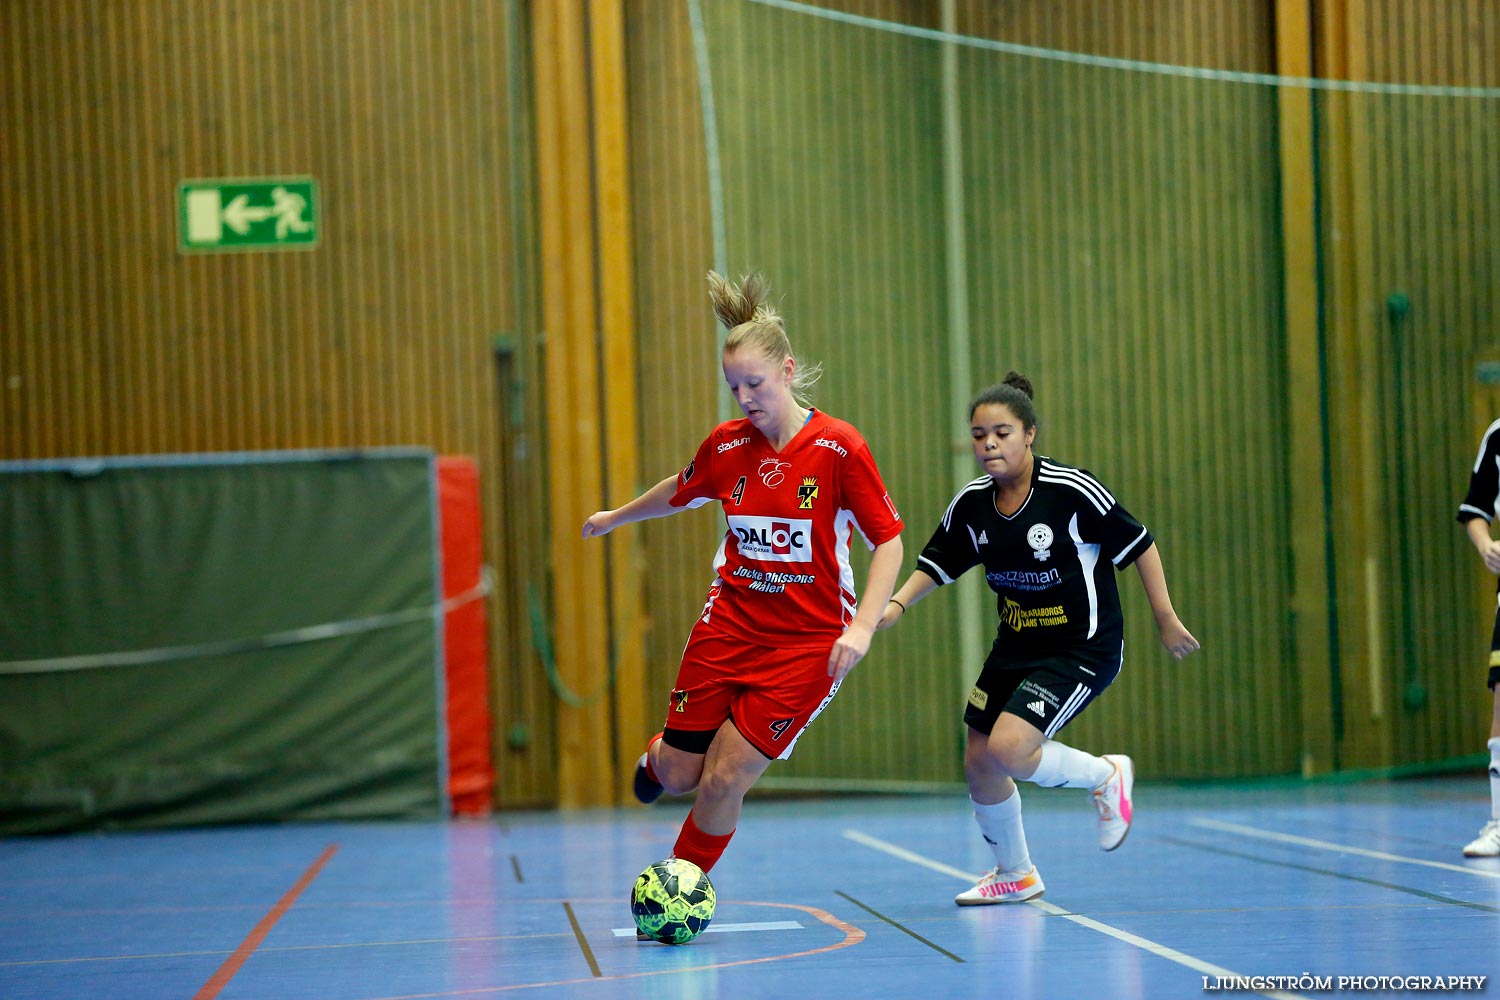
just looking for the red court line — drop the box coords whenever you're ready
[357,899,866,999]
[193,843,340,1000]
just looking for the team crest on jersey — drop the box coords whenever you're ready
[758,458,791,488]
[1002,595,1024,632]
[798,477,819,509]
[1027,523,1053,561]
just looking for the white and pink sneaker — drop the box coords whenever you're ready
[954,865,1045,906]
[1091,754,1134,851]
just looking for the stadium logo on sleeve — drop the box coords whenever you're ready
[798,477,819,510]
[813,437,847,457]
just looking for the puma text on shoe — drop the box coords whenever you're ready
[955,865,1045,906]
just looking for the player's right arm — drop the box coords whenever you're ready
[582,475,681,538]
[876,569,940,630]
[877,483,985,630]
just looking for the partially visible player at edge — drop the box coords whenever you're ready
[877,371,1199,904]
[1455,417,1500,858]
[582,271,904,880]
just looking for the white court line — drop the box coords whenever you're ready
[842,830,1304,1000]
[1190,818,1500,879]
[611,920,802,937]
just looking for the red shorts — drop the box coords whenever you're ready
[660,621,840,760]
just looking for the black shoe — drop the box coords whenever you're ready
[633,752,664,804]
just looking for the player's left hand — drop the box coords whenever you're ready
[1157,615,1200,660]
[828,623,875,681]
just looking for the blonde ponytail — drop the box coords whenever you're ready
[706,270,823,405]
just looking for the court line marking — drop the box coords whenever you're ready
[192,843,339,1000]
[0,934,567,968]
[561,902,601,977]
[835,889,963,963]
[1190,819,1500,879]
[609,920,802,937]
[353,900,864,999]
[841,830,1303,1000]
[1161,835,1500,914]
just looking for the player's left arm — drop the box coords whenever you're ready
[1131,543,1199,660]
[828,533,905,681]
[1464,514,1500,574]
[827,432,905,680]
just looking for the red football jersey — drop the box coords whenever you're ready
[671,409,903,646]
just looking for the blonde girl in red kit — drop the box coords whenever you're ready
[583,272,904,876]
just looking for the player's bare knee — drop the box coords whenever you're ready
[694,761,756,804]
[964,743,1007,783]
[980,736,1034,778]
[655,753,703,796]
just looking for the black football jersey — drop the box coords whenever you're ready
[917,457,1154,660]
[1459,418,1500,525]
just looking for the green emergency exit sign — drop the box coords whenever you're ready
[178,177,319,253]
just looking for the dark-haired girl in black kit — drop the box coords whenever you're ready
[878,371,1198,904]
[1456,417,1500,858]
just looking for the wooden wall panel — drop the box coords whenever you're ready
[651,0,1295,781]
[1314,0,1500,770]
[621,0,722,754]
[958,0,1274,72]
[623,0,1499,783]
[951,5,1295,778]
[0,0,555,807]
[7,0,1497,804]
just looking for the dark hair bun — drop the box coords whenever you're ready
[1002,370,1034,400]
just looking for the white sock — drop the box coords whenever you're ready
[1026,739,1112,789]
[972,792,1031,873]
[1488,737,1500,820]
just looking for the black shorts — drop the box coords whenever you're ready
[964,647,1122,737]
[1489,598,1500,690]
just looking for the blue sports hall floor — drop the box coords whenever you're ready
[2,775,1497,1000]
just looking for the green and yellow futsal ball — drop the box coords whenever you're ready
[630,858,716,944]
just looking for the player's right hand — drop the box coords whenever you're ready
[582,511,615,538]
